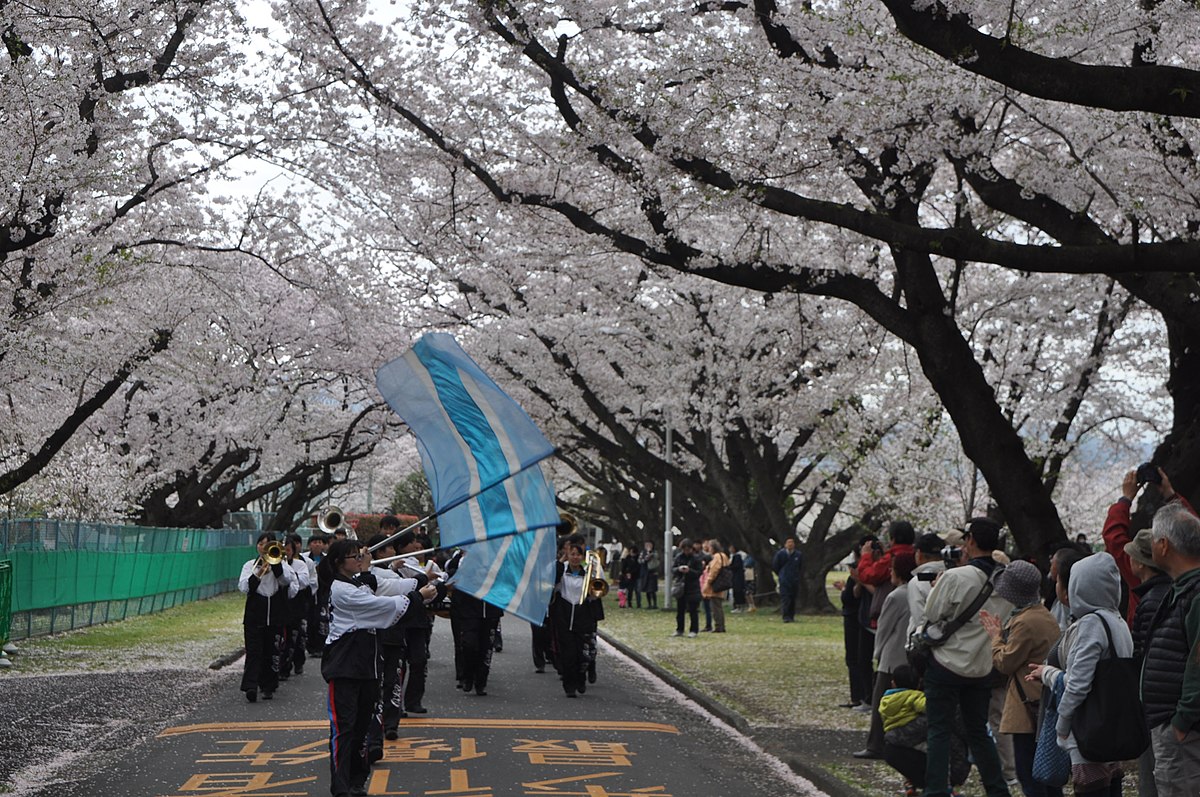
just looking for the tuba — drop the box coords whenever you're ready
[318,506,345,535]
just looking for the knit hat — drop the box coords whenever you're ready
[1124,529,1160,571]
[994,560,1042,607]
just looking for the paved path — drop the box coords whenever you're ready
[24,621,829,797]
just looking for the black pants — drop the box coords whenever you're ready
[241,624,283,694]
[557,628,588,694]
[675,595,699,633]
[280,620,306,676]
[460,617,498,690]
[531,620,552,670]
[327,677,377,795]
[855,625,875,707]
[402,626,429,709]
[866,670,890,753]
[884,742,927,790]
[843,614,867,704]
[307,594,329,655]
[780,580,797,621]
[374,644,405,743]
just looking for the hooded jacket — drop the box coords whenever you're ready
[1038,553,1133,764]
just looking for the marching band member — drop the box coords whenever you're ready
[238,532,298,702]
[303,533,329,656]
[280,533,311,679]
[550,542,605,698]
[392,531,446,715]
[448,549,503,696]
[319,539,435,797]
[362,532,407,753]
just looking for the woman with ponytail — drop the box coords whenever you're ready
[318,539,436,797]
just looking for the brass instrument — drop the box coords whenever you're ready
[255,541,285,576]
[318,506,345,535]
[577,550,609,604]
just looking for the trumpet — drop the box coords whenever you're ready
[578,550,609,604]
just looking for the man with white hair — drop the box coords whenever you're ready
[1143,502,1200,796]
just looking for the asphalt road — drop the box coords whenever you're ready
[11,620,830,797]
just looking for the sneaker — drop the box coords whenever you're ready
[407,705,429,714]
[851,748,882,759]
[852,704,872,713]
[244,690,257,703]
[294,666,303,675]
[671,631,683,637]
[366,747,383,765]
[687,632,698,638]
[261,691,274,701]
[385,728,399,741]
[535,666,545,673]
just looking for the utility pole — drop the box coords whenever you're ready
[663,413,673,611]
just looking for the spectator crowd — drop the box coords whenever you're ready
[835,468,1200,797]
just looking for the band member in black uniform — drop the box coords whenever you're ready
[447,549,503,696]
[303,533,330,656]
[392,531,444,714]
[319,539,435,797]
[550,542,605,698]
[279,533,310,679]
[238,532,297,702]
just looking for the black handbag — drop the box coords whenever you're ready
[709,556,733,592]
[1071,614,1151,762]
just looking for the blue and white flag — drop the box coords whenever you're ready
[375,333,560,548]
[448,514,559,625]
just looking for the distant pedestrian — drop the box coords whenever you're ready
[671,538,703,637]
[772,536,804,622]
[638,541,661,609]
[702,540,730,633]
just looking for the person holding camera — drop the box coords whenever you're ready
[918,518,1014,797]
[907,533,947,637]
[1103,466,1195,625]
[858,520,917,588]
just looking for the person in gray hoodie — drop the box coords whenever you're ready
[1030,552,1132,797]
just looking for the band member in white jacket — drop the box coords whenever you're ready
[238,532,298,702]
[318,539,436,797]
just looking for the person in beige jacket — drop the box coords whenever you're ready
[918,518,1014,797]
[701,540,730,633]
[982,560,1064,797]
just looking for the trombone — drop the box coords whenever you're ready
[578,550,609,604]
[255,541,285,577]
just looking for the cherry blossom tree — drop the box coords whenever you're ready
[265,0,1180,558]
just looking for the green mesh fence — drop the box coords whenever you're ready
[0,560,11,643]
[0,520,256,640]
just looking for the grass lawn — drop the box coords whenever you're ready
[601,600,869,733]
[2,592,245,676]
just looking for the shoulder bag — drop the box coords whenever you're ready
[1071,613,1151,762]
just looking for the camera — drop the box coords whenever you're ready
[870,540,884,555]
[941,545,962,565]
[1136,462,1162,486]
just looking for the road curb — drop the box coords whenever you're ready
[209,647,244,670]
[598,630,862,797]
